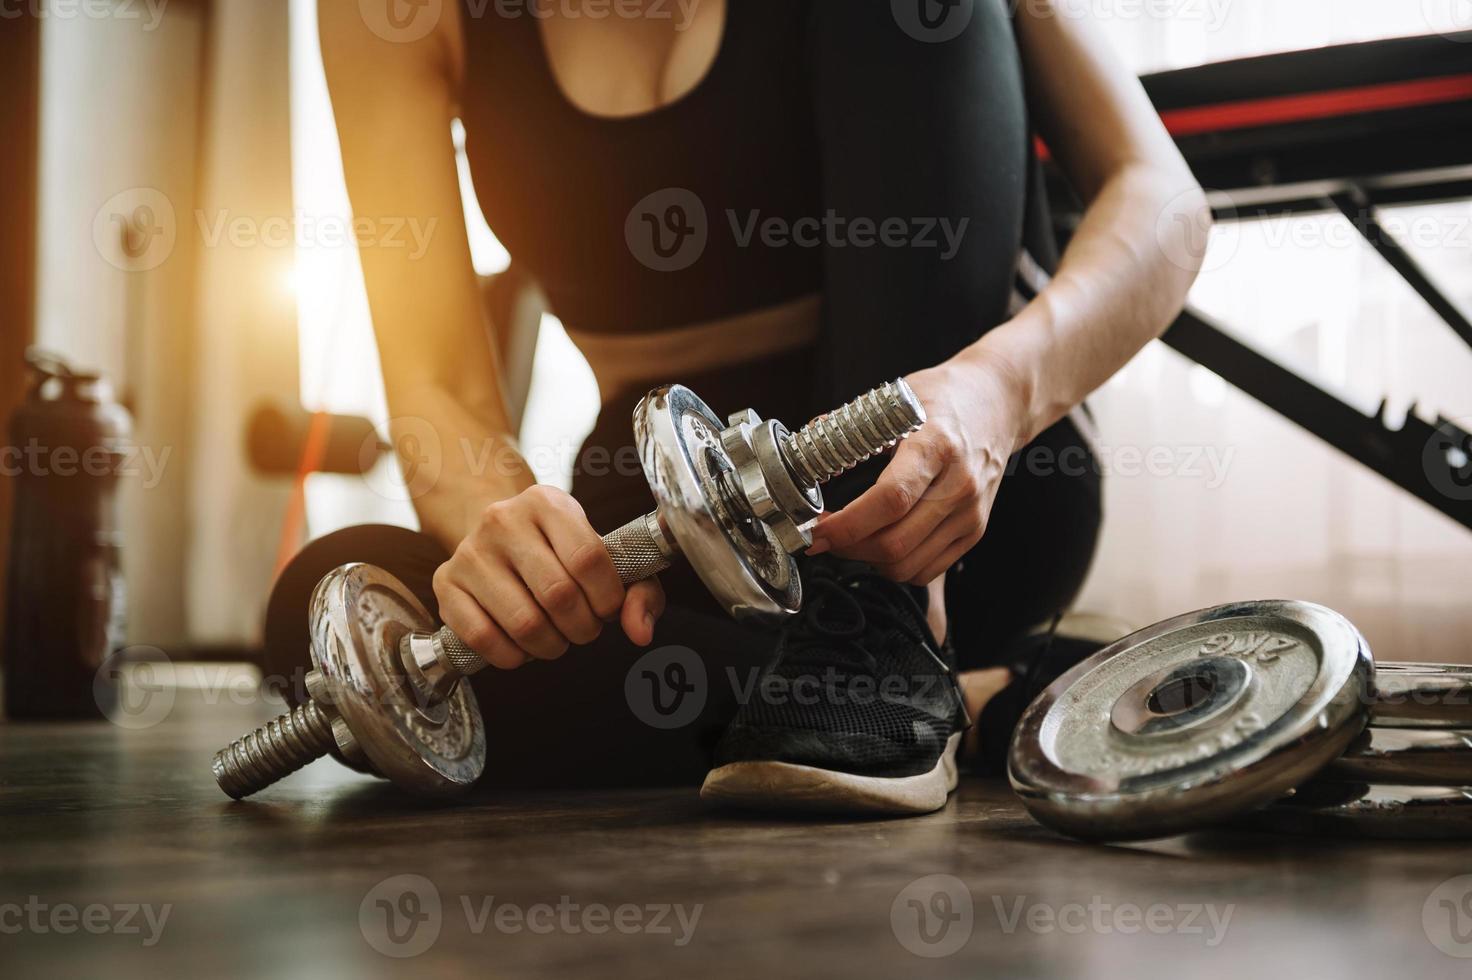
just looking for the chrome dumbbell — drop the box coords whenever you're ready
[212,381,925,799]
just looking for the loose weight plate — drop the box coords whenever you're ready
[1322,727,1472,785]
[1008,600,1373,841]
[1233,782,1472,840]
[1369,662,1472,729]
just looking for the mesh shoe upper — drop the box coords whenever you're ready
[712,555,966,779]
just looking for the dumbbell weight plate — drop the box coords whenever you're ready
[637,385,799,619]
[1009,600,1372,841]
[1370,662,1472,729]
[1231,782,1472,840]
[308,563,486,795]
[1322,727,1472,785]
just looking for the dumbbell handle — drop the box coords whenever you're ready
[402,511,673,696]
[402,379,927,702]
[599,510,677,585]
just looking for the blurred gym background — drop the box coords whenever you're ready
[3,0,1469,690]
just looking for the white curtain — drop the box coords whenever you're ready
[1074,3,1472,661]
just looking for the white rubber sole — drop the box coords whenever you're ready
[700,731,962,816]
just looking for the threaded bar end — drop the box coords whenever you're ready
[212,700,337,800]
[784,380,926,485]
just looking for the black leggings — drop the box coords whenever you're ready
[263,2,1101,788]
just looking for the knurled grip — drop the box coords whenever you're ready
[602,511,674,584]
[436,632,485,677]
[430,511,673,680]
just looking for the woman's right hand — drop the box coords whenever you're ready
[432,485,667,669]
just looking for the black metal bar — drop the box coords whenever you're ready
[1193,174,1472,223]
[1328,189,1472,351]
[1354,175,1472,211]
[1161,308,1472,531]
[1051,174,1472,240]
[1039,40,1472,530]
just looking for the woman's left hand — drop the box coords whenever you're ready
[807,355,1029,585]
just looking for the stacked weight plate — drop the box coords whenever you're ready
[1008,601,1472,841]
[1236,663,1472,839]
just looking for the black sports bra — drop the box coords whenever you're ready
[458,1,823,333]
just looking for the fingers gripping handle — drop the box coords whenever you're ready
[414,512,674,687]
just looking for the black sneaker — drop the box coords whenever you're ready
[700,555,967,815]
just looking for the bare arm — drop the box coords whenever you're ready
[319,1,527,547]
[966,1,1209,449]
[320,4,663,660]
[814,5,1208,583]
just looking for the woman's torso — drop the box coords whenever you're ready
[458,0,824,403]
